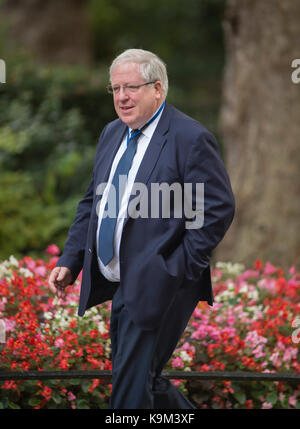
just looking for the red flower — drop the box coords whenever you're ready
[40,385,52,401]
[11,361,17,369]
[89,329,99,339]
[21,361,30,370]
[254,259,263,271]
[245,399,253,409]
[69,320,77,329]
[58,359,69,370]
[88,379,100,392]
[1,254,299,409]
[1,380,17,390]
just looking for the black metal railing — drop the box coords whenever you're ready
[0,370,299,383]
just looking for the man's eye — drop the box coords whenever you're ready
[127,85,139,92]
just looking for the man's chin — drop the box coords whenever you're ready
[120,115,139,129]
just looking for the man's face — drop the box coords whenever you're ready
[110,62,163,129]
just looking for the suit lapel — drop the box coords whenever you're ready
[124,102,171,224]
[96,121,127,186]
[134,105,170,186]
[92,120,126,230]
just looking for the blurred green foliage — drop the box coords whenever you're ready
[0,0,225,259]
[89,0,225,132]
[0,60,115,258]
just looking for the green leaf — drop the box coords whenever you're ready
[250,389,264,401]
[28,397,40,407]
[51,393,62,404]
[266,391,278,405]
[69,379,81,386]
[8,402,21,409]
[233,390,246,405]
[0,397,8,408]
[76,399,89,409]
[81,380,91,393]
[47,379,58,387]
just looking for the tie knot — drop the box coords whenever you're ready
[129,129,142,143]
[130,128,140,136]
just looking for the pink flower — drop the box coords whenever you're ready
[283,348,297,362]
[238,270,259,281]
[253,344,266,359]
[245,331,267,349]
[262,402,273,409]
[289,396,296,407]
[269,352,281,368]
[258,277,277,294]
[54,338,64,348]
[3,318,15,332]
[34,266,47,277]
[191,324,208,340]
[0,298,7,312]
[172,379,183,387]
[171,357,184,368]
[46,244,60,256]
[263,262,277,276]
[24,258,36,270]
[67,391,76,401]
[181,342,195,353]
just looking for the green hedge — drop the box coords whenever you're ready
[0,59,115,259]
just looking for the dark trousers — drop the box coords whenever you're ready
[108,282,200,409]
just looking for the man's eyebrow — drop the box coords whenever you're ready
[111,82,139,86]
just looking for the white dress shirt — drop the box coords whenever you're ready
[96,103,165,282]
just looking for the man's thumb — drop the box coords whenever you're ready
[56,268,65,282]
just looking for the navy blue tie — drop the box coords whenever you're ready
[98,129,141,266]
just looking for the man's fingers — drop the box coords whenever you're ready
[49,268,60,288]
[49,268,64,290]
[48,267,72,297]
[56,268,66,282]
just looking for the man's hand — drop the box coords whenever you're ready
[48,267,73,299]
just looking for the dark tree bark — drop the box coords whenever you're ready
[215,0,300,270]
[1,0,92,64]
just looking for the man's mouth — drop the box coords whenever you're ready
[120,106,134,112]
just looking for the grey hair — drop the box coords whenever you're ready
[109,49,168,96]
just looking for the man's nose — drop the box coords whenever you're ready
[118,87,130,100]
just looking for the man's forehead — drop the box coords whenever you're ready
[111,62,142,82]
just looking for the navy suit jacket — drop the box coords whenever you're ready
[56,103,235,330]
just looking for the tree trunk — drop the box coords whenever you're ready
[215,0,300,270]
[1,0,92,64]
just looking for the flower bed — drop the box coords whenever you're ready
[0,248,299,409]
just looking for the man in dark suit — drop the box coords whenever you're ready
[49,49,235,409]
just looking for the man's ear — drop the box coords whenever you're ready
[154,81,163,98]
